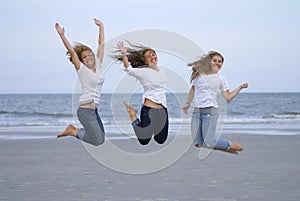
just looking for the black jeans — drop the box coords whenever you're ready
[132,105,169,145]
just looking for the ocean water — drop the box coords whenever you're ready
[0,93,299,140]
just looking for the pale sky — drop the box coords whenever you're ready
[0,0,299,93]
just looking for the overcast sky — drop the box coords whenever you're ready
[0,0,299,93]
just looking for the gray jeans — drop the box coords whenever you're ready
[76,107,105,146]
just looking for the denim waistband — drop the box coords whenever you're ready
[193,107,218,115]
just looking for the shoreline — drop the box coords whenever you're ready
[0,128,299,142]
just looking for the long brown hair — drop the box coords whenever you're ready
[67,42,94,62]
[112,41,155,68]
[188,51,224,82]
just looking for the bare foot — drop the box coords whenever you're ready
[218,148,238,155]
[230,141,244,151]
[122,101,137,122]
[57,124,77,138]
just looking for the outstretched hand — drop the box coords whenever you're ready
[240,83,249,89]
[182,103,190,115]
[55,23,64,35]
[94,18,103,27]
[117,41,127,54]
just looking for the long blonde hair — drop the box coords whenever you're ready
[188,51,224,82]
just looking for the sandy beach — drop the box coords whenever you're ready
[0,132,299,201]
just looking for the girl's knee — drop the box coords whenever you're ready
[138,138,151,145]
[205,140,216,149]
[154,137,167,144]
[91,138,105,146]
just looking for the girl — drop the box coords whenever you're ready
[182,51,248,154]
[55,18,105,146]
[114,41,169,145]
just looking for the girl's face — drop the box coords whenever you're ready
[81,50,95,68]
[211,55,223,71]
[144,50,158,66]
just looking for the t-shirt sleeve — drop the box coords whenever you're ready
[124,65,133,72]
[77,62,85,73]
[95,57,102,70]
[191,79,195,87]
[125,65,140,78]
[219,75,230,92]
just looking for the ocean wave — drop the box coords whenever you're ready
[0,119,75,127]
[168,118,191,124]
[261,113,300,120]
[0,122,56,127]
[0,135,56,141]
[0,110,73,118]
[225,117,300,124]
[277,112,300,116]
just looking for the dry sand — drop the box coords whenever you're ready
[0,133,299,201]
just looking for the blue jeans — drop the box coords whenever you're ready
[191,107,230,150]
[77,107,105,146]
[132,105,169,145]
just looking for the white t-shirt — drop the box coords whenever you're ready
[77,57,104,107]
[126,65,167,108]
[192,73,229,108]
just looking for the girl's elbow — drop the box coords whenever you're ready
[225,97,232,102]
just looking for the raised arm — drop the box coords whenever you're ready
[94,18,104,63]
[116,41,130,68]
[222,83,248,102]
[55,23,80,70]
[182,86,195,115]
